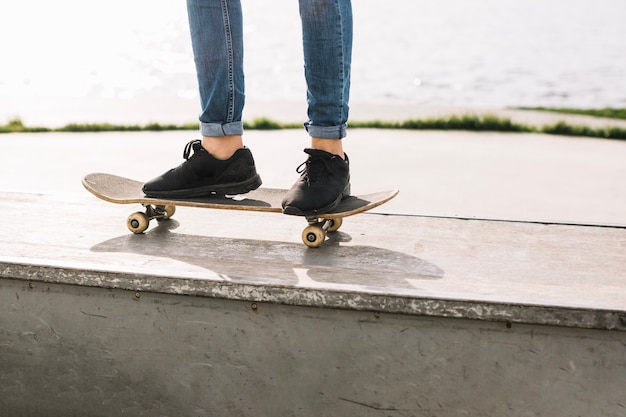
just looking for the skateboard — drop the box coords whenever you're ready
[82,173,398,248]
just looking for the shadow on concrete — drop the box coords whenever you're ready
[90,219,444,292]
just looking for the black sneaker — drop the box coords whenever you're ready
[282,148,350,216]
[142,139,262,198]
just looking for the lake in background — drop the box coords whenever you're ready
[1,0,625,126]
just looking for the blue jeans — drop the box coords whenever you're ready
[186,0,353,139]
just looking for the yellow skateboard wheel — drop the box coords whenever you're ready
[127,212,149,234]
[302,225,326,248]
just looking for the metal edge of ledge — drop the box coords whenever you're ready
[1,260,625,332]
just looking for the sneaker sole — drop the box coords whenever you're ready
[143,174,262,199]
[282,192,346,217]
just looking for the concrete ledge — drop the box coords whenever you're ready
[2,192,626,416]
[2,275,625,417]
[1,192,625,330]
[2,261,625,332]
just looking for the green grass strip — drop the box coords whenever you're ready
[350,114,531,133]
[518,107,626,120]
[539,121,626,139]
[2,114,625,140]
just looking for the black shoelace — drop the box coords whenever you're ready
[183,139,202,160]
[296,156,335,185]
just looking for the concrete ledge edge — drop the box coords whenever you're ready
[2,261,625,332]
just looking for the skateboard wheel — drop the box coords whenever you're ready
[326,218,342,233]
[164,205,176,219]
[153,205,176,221]
[127,212,149,234]
[302,225,326,248]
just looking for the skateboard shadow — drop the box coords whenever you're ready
[90,220,444,292]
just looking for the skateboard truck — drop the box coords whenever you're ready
[302,217,343,248]
[127,205,176,234]
[127,204,342,248]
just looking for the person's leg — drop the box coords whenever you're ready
[300,0,352,155]
[143,0,261,198]
[188,0,245,159]
[282,0,353,216]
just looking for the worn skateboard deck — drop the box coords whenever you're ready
[82,173,398,247]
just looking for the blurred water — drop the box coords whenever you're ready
[1,0,625,124]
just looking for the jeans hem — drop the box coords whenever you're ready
[304,122,347,139]
[200,121,244,137]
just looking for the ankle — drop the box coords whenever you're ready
[311,138,345,160]
[202,135,244,160]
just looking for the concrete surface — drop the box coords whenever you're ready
[1,126,625,416]
[2,192,625,321]
[2,275,625,417]
[1,128,625,226]
[1,189,625,416]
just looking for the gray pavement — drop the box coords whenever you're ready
[1,126,625,226]
[2,108,626,417]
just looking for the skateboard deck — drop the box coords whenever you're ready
[82,173,398,247]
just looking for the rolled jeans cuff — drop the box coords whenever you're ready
[200,121,244,137]
[304,121,347,139]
